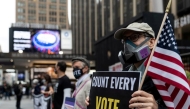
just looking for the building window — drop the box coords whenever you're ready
[17,8,25,13]
[60,12,65,16]
[51,0,56,3]
[39,16,46,21]
[17,15,25,20]
[39,4,46,8]
[38,10,46,15]
[17,2,25,7]
[39,0,46,2]
[28,15,36,21]
[49,17,57,22]
[49,11,57,16]
[59,6,66,10]
[60,24,66,28]
[59,18,65,22]
[28,3,36,8]
[28,9,36,14]
[49,5,56,9]
[60,0,66,4]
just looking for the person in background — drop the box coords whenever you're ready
[14,82,23,109]
[53,61,72,109]
[41,73,54,109]
[25,82,30,98]
[2,82,11,100]
[72,57,91,109]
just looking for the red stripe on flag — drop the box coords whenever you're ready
[161,96,173,101]
[156,85,166,90]
[170,87,180,100]
[165,83,170,89]
[175,93,188,109]
[153,51,184,68]
[147,71,190,94]
[149,61,188,83]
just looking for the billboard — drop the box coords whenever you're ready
[10,28,61,54]
[61,30,72,50]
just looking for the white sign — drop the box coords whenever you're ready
[174,14,190,28]
[109,62,123,71]
[61,30,72,49]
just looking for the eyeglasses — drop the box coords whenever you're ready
[123,33,144,42]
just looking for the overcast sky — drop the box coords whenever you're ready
[0,0,71,53]
[0,0,15,53]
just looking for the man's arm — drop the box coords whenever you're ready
[61,88,71,109]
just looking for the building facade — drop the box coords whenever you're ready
[16,0,69,29]
[71,0,169,55]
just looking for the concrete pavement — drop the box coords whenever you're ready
[0,96,33,109]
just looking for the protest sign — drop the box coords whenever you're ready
[88,71,141,109]
[64,97,75,109]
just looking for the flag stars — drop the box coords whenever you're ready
[169,34,172,37]
[167,40,169,43]
[168,44,171,47]
[174,46,177,49]
[163,43,166,45]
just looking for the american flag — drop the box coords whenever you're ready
[146,16,190,109]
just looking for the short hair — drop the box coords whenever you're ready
[57,61,67,72]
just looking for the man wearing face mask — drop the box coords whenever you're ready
[53,61,72,109]
[72,57,91,109]
[114,22,166,109]
[85,22,167,109]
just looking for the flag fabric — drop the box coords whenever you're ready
[146,16,190,109]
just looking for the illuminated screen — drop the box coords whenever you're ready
[12,29,60,54]
[13,31,31,51]
[32,30,60,54]
[18,71,25,81]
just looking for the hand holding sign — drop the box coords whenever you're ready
[129,90,158,109]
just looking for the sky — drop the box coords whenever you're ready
[0,0,15,53]
[0,0,71,53]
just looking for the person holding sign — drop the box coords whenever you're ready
[86,22,167,109]
[72,57,92,109]
[114,22,167,109]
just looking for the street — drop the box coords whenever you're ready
[0,96,33,109]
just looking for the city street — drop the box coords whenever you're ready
[0,96,33,109]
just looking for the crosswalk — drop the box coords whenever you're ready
[0,96,33,109]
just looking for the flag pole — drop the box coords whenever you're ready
[138,0,172,90]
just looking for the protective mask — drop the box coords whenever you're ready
[73,67,83,79]
[118,37,151,64]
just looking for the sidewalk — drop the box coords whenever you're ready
[0,96,33,109]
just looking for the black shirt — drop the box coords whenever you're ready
[53,75,71,109]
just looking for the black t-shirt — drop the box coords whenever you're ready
[53,75,71,109]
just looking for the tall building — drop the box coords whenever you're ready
[71,0,167,55]
[16,0,69,29]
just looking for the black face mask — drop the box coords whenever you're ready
[73,67,83,79]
